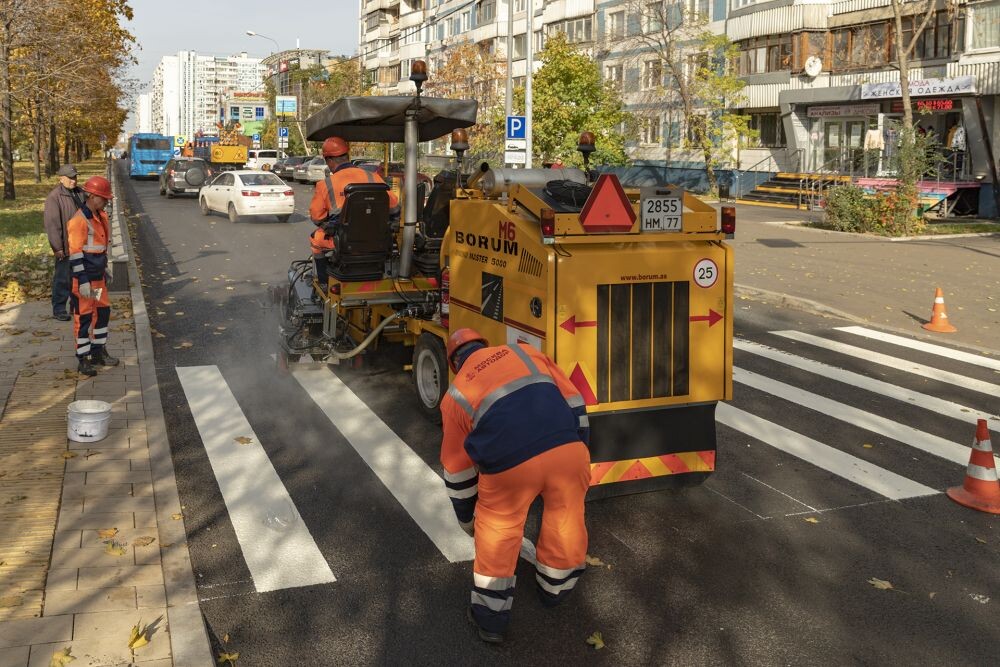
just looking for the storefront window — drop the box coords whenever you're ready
[745,112,786,148]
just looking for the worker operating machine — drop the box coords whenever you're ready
[275,62,735,499]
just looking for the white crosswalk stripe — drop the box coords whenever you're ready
[836,326,1000,372]
[734,339,1000,422]
[772,330,1000,397]
[177,365,337,593]
[716,404,938,500]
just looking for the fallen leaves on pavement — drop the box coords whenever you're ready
[61,451,78,459]
[585,555,611,569]
[804,517,820,524]
[128,620,150,649]
[104,540,128,557]
[173,342,193,350]
[48,646,75,667]
[133,536,156,547]
[585,631,605,650]
[218,651,240,666]
[868,577,893,590]
[171,513,183,521]
[234,436,253,445]
[97,528,118,539]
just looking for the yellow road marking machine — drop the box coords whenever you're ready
[275,63,734,498]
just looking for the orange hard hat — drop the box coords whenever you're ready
[447,328,488,373]
[322,136,349,158]
[81,175,112,200]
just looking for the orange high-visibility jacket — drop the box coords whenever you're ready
[309,164,399,224]
[67,206,109,286]
[440,343,590,523]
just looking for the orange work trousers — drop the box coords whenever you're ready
[70,277,110,359]
[470,441,590,635]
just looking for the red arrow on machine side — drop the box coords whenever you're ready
[689,309,723,327]
[560,315,598,334]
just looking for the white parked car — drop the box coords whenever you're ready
[244,149,284,171]
[199,170,295,223]
[293,155,328,183]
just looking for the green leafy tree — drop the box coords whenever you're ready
[621,1,752,192]
[515,33,631,167]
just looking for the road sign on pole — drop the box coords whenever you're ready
[278,126,289,138]
[278,137,288,148]
[506,116,526,140]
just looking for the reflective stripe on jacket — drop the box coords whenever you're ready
[67,206,109,285]
[440,343,589,522]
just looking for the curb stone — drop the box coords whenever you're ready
[109,161,214,667]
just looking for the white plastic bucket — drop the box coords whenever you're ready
[67,400,112,443]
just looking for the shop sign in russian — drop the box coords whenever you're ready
[807,103,880,118]
[861,76,976,99]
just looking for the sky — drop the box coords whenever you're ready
[123,0,361,130]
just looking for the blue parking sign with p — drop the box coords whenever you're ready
[278,127,289,138]
[507,116,526,140]
[252,133,261,142]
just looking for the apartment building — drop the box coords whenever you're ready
[260,49,340,97]
[135,93,152,134]
[148,51,265,139]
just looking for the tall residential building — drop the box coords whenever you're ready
[135,93,152,134]
[148,51,265,139]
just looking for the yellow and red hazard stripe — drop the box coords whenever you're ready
[589,450,715,486]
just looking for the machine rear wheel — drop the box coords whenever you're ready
[412,333,447,423]
[228,202,239,223]
[200,197,210,216]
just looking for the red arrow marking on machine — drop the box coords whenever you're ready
[560,315,598,334]
[689,309,723,327]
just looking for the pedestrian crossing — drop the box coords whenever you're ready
[176,324,999,589]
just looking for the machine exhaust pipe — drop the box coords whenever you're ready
[399,110,419,279]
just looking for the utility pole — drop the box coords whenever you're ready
[525,0,533,168]
[505,0,513,168]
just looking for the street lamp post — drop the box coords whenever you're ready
[246,30,282,152]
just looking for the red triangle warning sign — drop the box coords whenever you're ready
[579,174,636,233]
[569,364,599,406]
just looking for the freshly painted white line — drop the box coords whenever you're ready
[734,367,974,466]
[716,403,938,500]
[735,339,1000,422]
[176,365,336,593]
[772,330,1000,397]
[835,326,1000,373]
[292,366,476,563]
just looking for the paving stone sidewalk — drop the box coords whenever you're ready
[0,165,211,667]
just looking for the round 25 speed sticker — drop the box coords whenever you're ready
[693,258,719,288]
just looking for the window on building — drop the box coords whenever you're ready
[642,60,662,89]
[745,112,786,147]
[515,0,526,10]
[605,63,624,88]
[732,0,755,8]
[513,33,527,59]
[535,29,544,51]
[255,107,265,119]
[229,106,239,119]
[888,11,964,63]
[365,12,382,31]
[478,0,495,24]
[645,1,664,33]
[689,0,710,18]
[687,114,706,145]
[972,1,1000,48]
[641,115,662,145]
[548,17,593,43]
[608,11,625,39]
[461,10,472,32]
[736,34,791,75]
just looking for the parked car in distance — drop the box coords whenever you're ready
[244,149,284,171]
[198,170,294,223]
[274,155,308,180]
[159,157,213,198]
[292,156,327,183]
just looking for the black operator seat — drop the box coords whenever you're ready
[329,182,393,282]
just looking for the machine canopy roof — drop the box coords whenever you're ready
[305,96,479,143]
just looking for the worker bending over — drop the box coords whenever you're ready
[440,328,591,644]
[308,136,399,288]
[67,176,119,376]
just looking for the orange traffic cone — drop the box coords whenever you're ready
[922,287,957,333]
[946,419,1000,514]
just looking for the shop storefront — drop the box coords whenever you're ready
[784,76,983,179]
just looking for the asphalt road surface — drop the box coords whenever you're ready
[120,164,1000,666]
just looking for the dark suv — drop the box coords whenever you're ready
[274,155,308,180]
[159,157,212,198]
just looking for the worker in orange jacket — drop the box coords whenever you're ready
[308,136,399,288]
[67,176,119,377]
[440,328,591,643]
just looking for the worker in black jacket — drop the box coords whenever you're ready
[43,164,85,321]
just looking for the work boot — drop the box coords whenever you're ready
[91,348,120,367]
[466,607,504,644]
[77,357,97,377]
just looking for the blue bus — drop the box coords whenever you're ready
[128,133,174,179]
